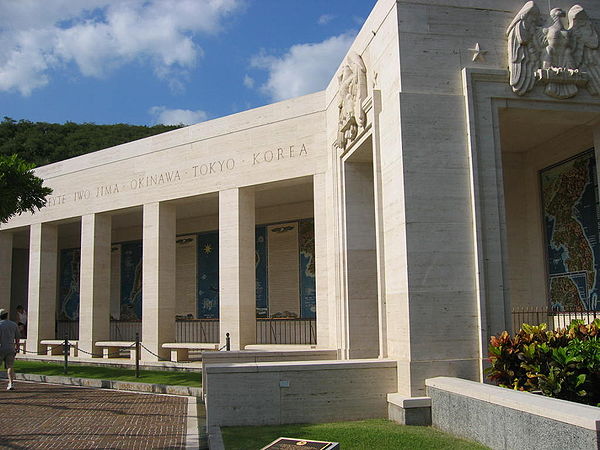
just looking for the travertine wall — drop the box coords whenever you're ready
[267,222,300,317]
[205,359,398,427]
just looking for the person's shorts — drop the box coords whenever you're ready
[0,351,16,369]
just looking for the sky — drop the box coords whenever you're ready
[0,0,378,126]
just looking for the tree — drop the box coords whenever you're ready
[0,117,182,167]
[0,154,52,223]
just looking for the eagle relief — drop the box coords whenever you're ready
[507,2,600,99]
[334,51,368,150]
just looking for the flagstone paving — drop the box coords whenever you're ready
[0,381,188,449]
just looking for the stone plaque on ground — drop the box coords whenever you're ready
[260,437,340,450]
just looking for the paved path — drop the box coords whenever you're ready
[0,381,188,449]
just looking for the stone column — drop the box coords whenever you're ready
[142,202,176,361]
[78,214,112,356]
[219,187,255,350]
[313,173,331,348]
[27,223,58,354]
[0,232,13,313]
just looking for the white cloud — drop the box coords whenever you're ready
[251,32,355,102]
[243,74,255,88]
[149,106,208,126]
[317,14,335,25]
[0,0,244,96]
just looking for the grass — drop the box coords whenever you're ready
[12,360,201,387]
[221,419,489,450]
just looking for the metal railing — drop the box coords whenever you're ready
[55,317,317,344]
[256,318,316,345]
[176,319,219,343]
[512,306,599,332]
[56,320,142,340]
[110,320,142,341]
[57,319,219,343]
[56,320,79,340]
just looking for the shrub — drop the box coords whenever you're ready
[486,319,600,406]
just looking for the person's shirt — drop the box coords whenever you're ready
[0,320,20,352]
[17,311,27,325]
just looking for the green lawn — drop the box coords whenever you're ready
[221,419,489,450]
[13,360,201,387]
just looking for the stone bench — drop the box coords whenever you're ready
[95,341,137,360]
[161,343,219,362]
[40,339,78,357]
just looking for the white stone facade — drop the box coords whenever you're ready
[3,0,600,398]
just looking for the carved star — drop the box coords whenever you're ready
[469,43,487,62]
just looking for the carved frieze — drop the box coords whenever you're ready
[334,51,368,150]
[507,2,600,99]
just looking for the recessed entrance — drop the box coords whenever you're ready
[500,107,600,316]
[343,136,380,358]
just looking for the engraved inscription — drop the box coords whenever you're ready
[253,144,307,165]
[73,190,91,202]
[130,170,181,190]
[192,159,235,177]
[96,184,120,197]
[44,142,310,209]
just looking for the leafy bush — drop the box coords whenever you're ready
[486,319,600,406]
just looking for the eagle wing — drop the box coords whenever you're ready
[347,52,367,128]
[569,5,600,95]
[506,1,543,95]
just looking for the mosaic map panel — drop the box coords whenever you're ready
[541,150,600,311]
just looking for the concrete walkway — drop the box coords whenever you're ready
[0,381,195,449]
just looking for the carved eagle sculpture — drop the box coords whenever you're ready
[507,2,600,99]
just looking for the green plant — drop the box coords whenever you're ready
[486,319,600,406]
[0,154,52,223]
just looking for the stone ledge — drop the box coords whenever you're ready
[205,358,397,374]
[426,376,600,431]
[16,353,202,371]
[387,393,431,409]
[1,372,203,397]
[387,394,432,426]
[207,425,225,450]
[243,345,323,351]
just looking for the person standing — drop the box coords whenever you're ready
[16,305,27,338]
[0,309,20,390]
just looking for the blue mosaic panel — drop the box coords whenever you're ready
[256,226,268,317]
[120,241,143,320]
[59,248,80,320]
[197,232,220,319]
[299,219,316,318]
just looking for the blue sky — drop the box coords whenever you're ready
[0,0,377,126]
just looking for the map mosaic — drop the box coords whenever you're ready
[542,150,600,311]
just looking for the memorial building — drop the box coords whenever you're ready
[2,0,600,410]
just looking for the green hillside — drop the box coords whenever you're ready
[0,117,182,167]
